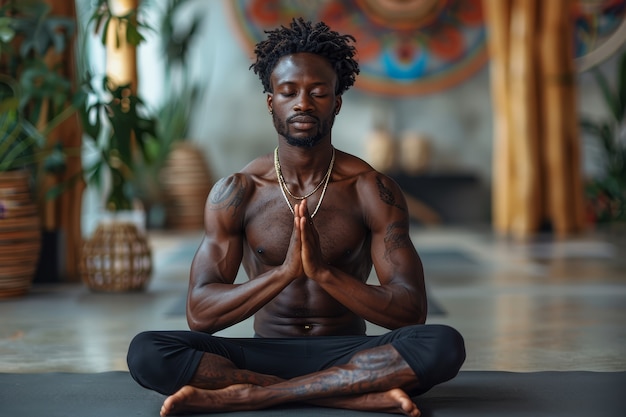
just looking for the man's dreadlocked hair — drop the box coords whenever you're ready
[250,18,359,95]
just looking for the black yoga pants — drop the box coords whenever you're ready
[127,324,465,396]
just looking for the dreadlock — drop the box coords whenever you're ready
[250,17,360,95]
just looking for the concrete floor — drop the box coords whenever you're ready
[1,226,625,373]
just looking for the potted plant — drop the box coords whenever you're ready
[77,0,156,292]
[137,0,211,230]
[0,0,83,296]
[580,49,626,225]
[77,74,157,292]
[0,75,46,297]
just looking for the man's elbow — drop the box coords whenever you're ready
[407,309,426,325]
[404,289,427,324]
[186,310,219,334]
[416,313,426,325]
[409,299,427,325]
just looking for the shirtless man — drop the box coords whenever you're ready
[127,18,465,416]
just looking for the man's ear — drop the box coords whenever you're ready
[334,95,342,115]
[267,94,273,114]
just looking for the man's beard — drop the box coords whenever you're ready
[273,113,334,148]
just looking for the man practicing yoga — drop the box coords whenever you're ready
[127,18,465,417]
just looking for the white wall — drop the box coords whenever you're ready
[144,0,622,183]
[137,0,495,182]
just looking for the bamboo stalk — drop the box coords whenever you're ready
[483,0,585,238]
[541,0,569,235]
[509,0,542,238]
[540,0,586,236]
[106,0,139,90]
[482,0,513,234]
[562,0,587,233]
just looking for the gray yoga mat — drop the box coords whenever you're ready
[0,371,623,417]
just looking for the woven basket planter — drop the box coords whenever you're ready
[0,170,41,298]
[160,142,213,230]
[81,221,152,292]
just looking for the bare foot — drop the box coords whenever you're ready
[160,384,254,416]
[314,388,420,417]
[161,385,419,417]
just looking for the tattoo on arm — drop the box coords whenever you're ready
[376,176,406,211]
[208,176,245,215]
[384,221,412,261]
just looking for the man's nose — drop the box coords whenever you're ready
[293,92,314,112]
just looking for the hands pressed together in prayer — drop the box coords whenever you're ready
[284,199,327,281]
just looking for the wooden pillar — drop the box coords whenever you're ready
[483,0,512,233]
[483,0,586,238]
[46,0,84,281]
[508,0,543,236]
[539,0,586,235]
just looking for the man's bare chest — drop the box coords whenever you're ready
[243,197,369,267]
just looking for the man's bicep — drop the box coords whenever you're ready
[190,232,243,287]
[371,217,423,282]
[365,174,424,287]
[191,174,249,287]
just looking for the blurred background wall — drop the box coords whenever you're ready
[77,0,626,234]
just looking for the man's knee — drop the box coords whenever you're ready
[393,324,465,390]
[428,324,466,377]
[127,331,167,393]
[127,331,201,395]
[127,331,157,374]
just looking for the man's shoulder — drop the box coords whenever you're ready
[239,152,274,178]
[338,151,395,187]
[209,154,273,190]
[336,150,376,179]
[208,153,273,201]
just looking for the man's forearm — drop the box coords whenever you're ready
[187,269,295,333]
[311,267,427,328]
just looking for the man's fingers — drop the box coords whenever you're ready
[298,199,312,219]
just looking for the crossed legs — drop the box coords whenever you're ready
[161,344,421,416]
[127,325,465,416]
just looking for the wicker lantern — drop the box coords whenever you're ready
[81,222,152,292]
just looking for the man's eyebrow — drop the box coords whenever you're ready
[274,80,332,87]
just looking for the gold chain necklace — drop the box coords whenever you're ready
[274,146,335,218]
[274,147,334,200]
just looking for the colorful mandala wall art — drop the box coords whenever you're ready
[226,0,488,96]
[573,0,626,72]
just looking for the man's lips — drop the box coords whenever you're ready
[289,116,317,130]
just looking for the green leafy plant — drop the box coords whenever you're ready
[151,0,204,166]
[77,0,204,215]
[88,0,151,48]
[0,0,84,176]
[72,0,157,212]
[80,75,157,211]
[580,50,626,223]
[131,0,205,216]
[0,75,66,173]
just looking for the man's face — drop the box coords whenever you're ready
[267,53,342,148]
